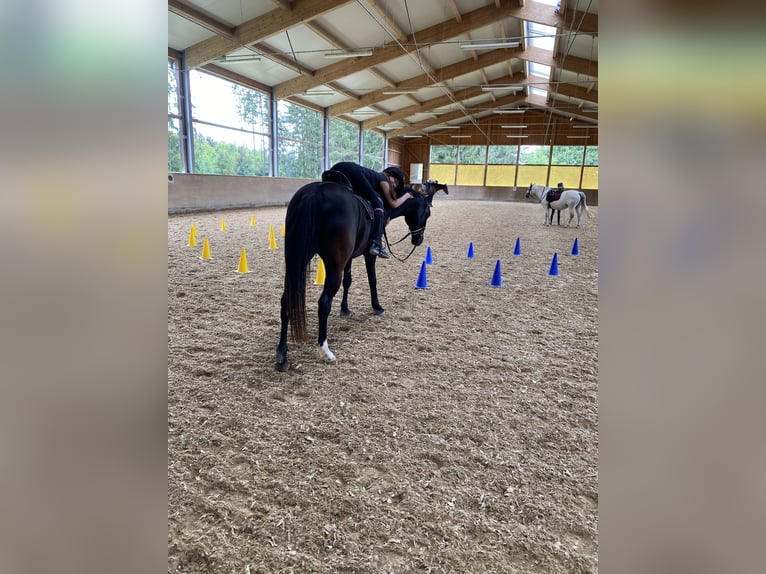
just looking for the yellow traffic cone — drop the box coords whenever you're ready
[250,215,256,227]
[200,237,212,260]
[314,257,326,285]
[236,247,250,273]
[268,224,277,249]
[281,223,286,237]
[187,224,197,247]
[220,218,228,231]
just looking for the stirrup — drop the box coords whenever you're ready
[368,243,391,258]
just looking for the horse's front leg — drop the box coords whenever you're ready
[363,253,385,315]
[316,271,342,363]
[275,291,290,372]
[339,260,353,317]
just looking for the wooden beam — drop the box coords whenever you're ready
[523,45,597,77]
[168,0,235,38]
[328,46,523,116]
[550,82,598,103]
[387,92,527,137]
[447,0,462,23]
[275,0,532,98]
[364,72,527,129]
[185,0,353,68]
[200,64,272,94]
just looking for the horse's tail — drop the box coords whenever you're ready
[579,192,591,218]
[283,184,321,342]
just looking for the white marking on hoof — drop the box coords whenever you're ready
[317,340,336,363]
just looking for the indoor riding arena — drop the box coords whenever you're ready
[168,1,598,572]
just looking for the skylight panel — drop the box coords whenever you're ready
[529,62,551,79]
[526,21,556,52]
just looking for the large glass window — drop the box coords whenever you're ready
[189,70,270,176]
[362,130,384,171]
[582,146,598,188]
[486,145,518,186]
[517,145,550,186]
[168,59,183,173]
[329,118,359,165]
[277,101,322,178]
[549,145,584,187]
[429,145,458,185]
[456,145,486,186]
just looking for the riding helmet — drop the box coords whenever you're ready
[383,166,406,194]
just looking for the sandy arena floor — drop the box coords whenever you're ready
[168,198,598,573]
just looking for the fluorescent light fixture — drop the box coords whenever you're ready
[460,41,519,50]
[506,135,528,138]
[302,90,335,96]
[451,135,472,138]
[323,49,373,59]
[567,135,591,139]
[324,50,372,59]
[434,125,461,129]
[501,125,527,128]
[382,88,420,95]
[215,54,261,63]
[401,134,422,138]
[494,109,526,114]
[482,85,524,92]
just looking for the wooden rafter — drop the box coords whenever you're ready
[184,0,353,68]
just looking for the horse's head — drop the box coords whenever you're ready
[525,183,533,199]
[401,191,431,246]
[424,180,449,196]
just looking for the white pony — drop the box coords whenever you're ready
[525,183,590,228]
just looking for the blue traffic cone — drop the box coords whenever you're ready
[414,260,429,289]
[488,259,503,287]
[513,236,521,256]
[571,237,579,256]
[425,245,433,264]
[548,252,559,276]
[466,242,475,258]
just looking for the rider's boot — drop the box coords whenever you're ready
[368,208,391,259]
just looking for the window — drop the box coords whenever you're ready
[168,59,183,172]
[582,146,598,188]
[429,145,457,185]
[362,130,384,171]
[456,145,486,186]
[189,70,270,176]
[549,145,584,187]
[517,145,550,187]
[329,118,359,165]
[277,100,322,178]
[486,145,518,186]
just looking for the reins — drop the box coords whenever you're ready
[383,227,419,262]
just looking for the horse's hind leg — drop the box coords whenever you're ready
[317,270,342,362]
[339,260,353,317]
[275,291,290,371]
[567,207,575,227]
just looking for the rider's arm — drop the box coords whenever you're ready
[380,180,412,209]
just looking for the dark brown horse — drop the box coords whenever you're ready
[275,171,441,372]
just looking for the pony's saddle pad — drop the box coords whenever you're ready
[321,170,373,221]
[546,189,564,203]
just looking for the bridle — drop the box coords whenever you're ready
[382,195,428,262]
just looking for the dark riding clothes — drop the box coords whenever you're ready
[329,162,386,213]
[329,162,391,258]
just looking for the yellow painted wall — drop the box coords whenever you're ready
[456,164,486,186]
[548,166,582,188]
[429,164,456,185]
[582,167,598,189]
[517,166,549,188]
[485,165,517,186]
